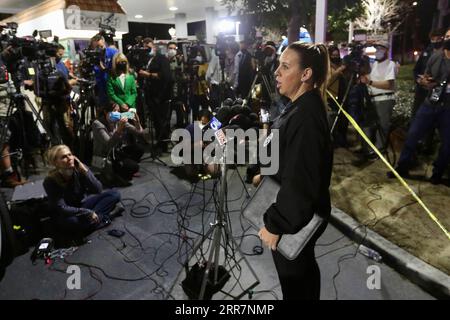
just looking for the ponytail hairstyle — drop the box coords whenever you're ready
[287,42,330,102]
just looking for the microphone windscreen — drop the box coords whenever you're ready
[214,106,233,127]
[229,114,253,130]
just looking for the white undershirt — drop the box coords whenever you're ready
[119,73,126,89]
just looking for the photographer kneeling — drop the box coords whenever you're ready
[92,105,145,186]
[43,145,121,238]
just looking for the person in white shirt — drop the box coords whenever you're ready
[206,47,223,110]
[360,40,397,157]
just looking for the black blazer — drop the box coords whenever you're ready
[263,89,333,235]
[145,53,171,101]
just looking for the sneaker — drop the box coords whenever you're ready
[109,203,125,219]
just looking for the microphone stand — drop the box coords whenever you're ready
[184,141,260,300]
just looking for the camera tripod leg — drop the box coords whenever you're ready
[198,221,222,299]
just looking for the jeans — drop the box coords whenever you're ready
[59,190,121,235]
[398,102,450,177]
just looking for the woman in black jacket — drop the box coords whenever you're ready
[257,42,333,300]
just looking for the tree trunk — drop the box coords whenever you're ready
[288,0,301,45]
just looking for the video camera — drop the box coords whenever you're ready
[80,47,105,79]
[1,24,64,98]
[342,43,370,76]
[126,36,151,72]
[98,23,116,45]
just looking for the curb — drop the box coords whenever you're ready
[330,206,450,299]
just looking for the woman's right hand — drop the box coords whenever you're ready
[89,212,99,224]
[116,117,128,134]
[252,174,262,187]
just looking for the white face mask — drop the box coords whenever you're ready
[168,49,177,58]
[375,49,387,61]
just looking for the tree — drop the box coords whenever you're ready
[328,3,364,41]
[354,0,411,35]
[221,0,362,44]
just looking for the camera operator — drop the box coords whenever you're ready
[234,40,256,98]
[56,44,78,87]
[138,38,171,154]
[92,105,145,186]
[90,34,118,108]
[40,44,74,148]
[167,42,188,129]
[389,27,450,185]
[359,40,397,159]
[260,42,279,105]
[188,48,209,123]
[206,46,223,111]
[328,45,348,147]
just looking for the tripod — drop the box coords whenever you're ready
[1,84,48,178]
[139,89,168,167]
[245,63,277,107]
[184,144,259,300]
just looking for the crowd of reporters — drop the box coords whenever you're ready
[1,25,450,190]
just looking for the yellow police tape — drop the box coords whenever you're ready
[327,90,450,241]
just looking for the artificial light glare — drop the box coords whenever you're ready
[217,19,235,33]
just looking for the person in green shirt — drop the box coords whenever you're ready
[107,53,137,112]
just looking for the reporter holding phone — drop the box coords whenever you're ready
[389,27,450,185]
[92,104,145,184]
[43,145,121,238]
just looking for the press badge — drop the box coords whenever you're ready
[28,68,35,76]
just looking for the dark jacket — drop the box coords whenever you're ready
[263,89,333,235]
[43,169,103,217]
[145,53,171,101]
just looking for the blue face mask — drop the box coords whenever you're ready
[109,111,121,122]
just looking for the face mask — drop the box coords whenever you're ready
[330,57,341,65]
[117,61,127,71]
[109,111,121,122]
[59,168,74,177]
[195,56,203,64]
[431,41,443,50]
[168,49,177,58]
[375,48,387,61]
[444,39,450,50]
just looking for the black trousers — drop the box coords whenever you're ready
[146,95,171,147]
[113,144,144,181]
[272,241,320,300]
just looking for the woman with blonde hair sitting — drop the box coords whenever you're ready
[43,145,122,237]
[107,53,138,112]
